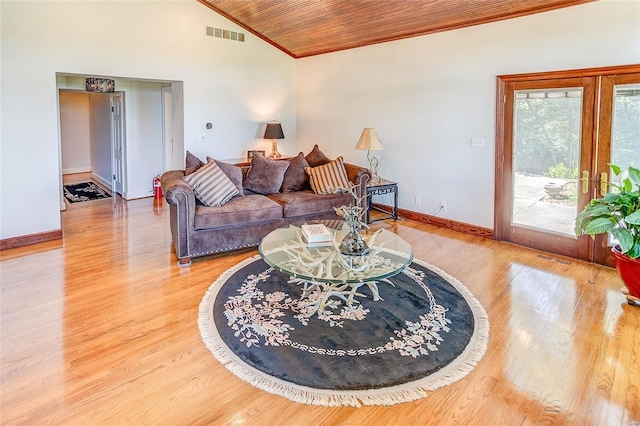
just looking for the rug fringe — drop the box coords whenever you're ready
[198,255,489,407]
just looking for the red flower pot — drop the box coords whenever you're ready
[612,245,640,299]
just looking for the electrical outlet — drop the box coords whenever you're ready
[440,201,447,210]
[470,137,485,148]
[415,196,422,206]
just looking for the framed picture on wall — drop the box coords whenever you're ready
[247,150,265,159]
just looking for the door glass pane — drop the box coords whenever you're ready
[611,83,640,178]
[606,83,640,248]
[511,88,582,236]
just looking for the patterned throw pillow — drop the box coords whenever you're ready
[305,156,351,195]
[183,159,239,206]
[207,157,244,197]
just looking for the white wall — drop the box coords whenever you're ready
[59,92,92,174]
[0,0,296,240]
[296,0,640,229]
[170,82,186,169]
[116,80,164,199]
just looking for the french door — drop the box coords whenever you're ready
[594,72,640,265]
[496,66,640,265]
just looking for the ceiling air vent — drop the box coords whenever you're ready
[205,26,245,43]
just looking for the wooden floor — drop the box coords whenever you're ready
[1,193,638,425]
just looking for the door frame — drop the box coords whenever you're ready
[162,85,174,172]
[110,92,126,198]
[495,64,640,263]
[58,89,122,204]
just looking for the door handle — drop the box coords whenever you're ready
[600,172,608,196]
[580,170,589,194]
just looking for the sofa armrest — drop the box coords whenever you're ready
[161,171,195,210]
[161,170,196,261]
[344,163,370,212]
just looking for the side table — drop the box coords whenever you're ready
[366,179,398,224]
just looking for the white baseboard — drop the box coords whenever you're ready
[91,173,113,192]
[62,167,92,175]
[125,194,153,200]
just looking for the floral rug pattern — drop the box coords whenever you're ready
[223,265,452,358]
[63,182,111,203]
[198,256,490,406]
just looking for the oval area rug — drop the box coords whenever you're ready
[198,255,489,407]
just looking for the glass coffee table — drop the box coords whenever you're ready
[259,222,413,322]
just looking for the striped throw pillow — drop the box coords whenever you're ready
[305,156,351,195]
[183,159,239,206]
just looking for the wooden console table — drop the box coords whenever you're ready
[366,179,398,224]
[226,156,292,167]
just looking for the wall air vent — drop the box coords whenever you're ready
[205,26,245,43]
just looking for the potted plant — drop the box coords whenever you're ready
[575,164,640,306]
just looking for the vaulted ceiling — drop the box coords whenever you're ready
[198,0,594,58]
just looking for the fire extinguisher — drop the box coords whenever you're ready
[153,175,162,200]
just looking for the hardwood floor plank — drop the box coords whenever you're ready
[1,196,638,425]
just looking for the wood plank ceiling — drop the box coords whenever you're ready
[198,0,594,58]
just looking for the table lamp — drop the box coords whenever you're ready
[264,121,285,159]
[355,128,384,184]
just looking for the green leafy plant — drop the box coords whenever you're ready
[546,162,579,179]
[575,165,640,259]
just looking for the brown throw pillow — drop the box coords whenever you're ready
[244,154,290,195]
[305,144,331,167]
[305,156,351,195]
[185,151,205,175]
[207,157,244,197]
[280,152,310,193]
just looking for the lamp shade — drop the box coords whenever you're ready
[355,128,384,151]
[264,122,285,139]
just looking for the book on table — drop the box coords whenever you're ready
[301,223,333,244]
[305,240,334,248]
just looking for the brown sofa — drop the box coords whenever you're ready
[161,147,370,266]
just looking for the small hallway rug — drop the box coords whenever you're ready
[198,255,489,407]
[63,182,111,203]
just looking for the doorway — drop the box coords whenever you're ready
[495,65,640,266]
[57,75,185,203]
[59,90,123,202]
